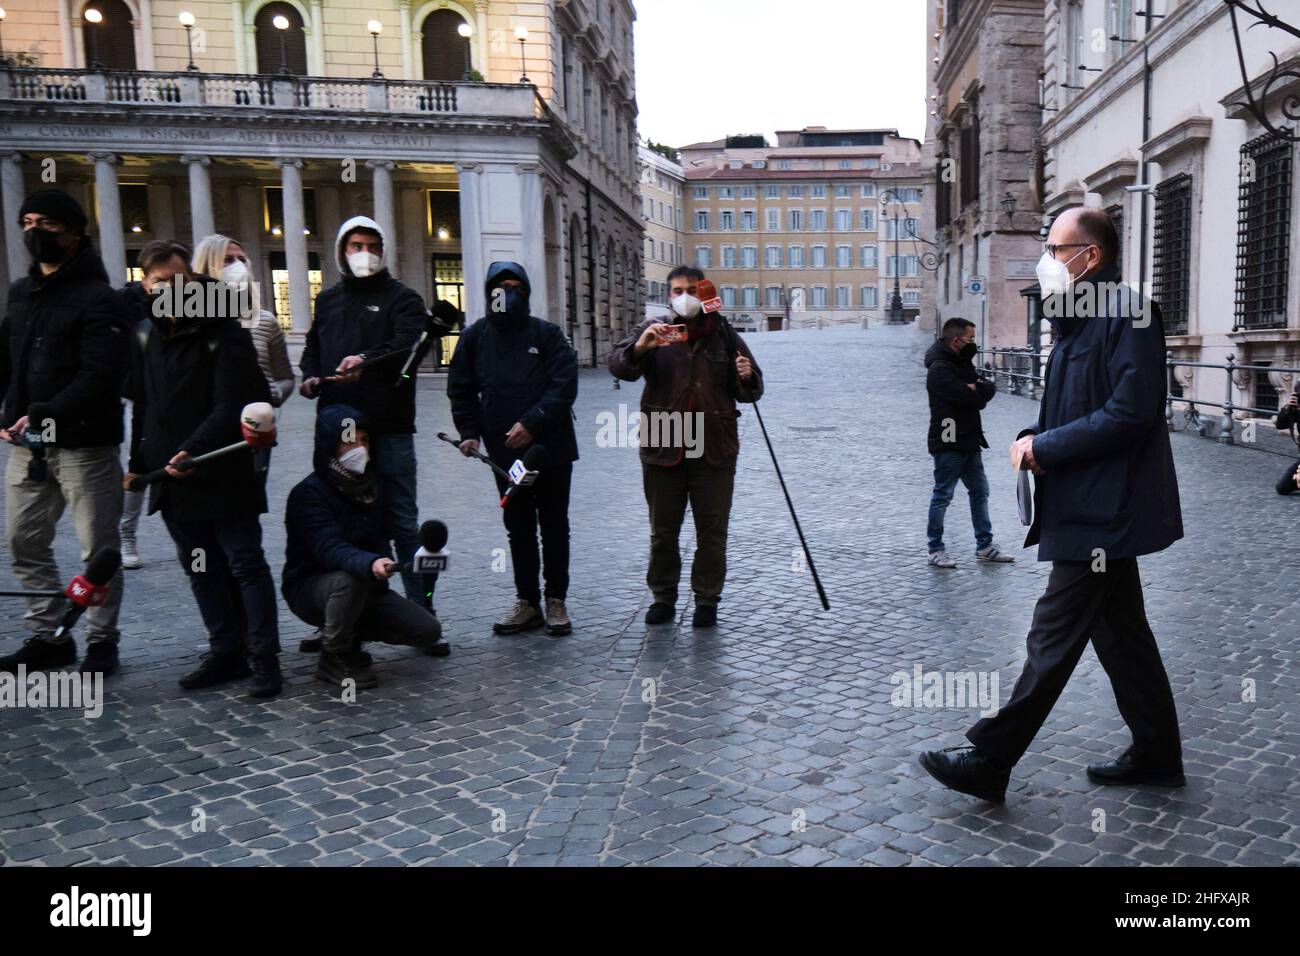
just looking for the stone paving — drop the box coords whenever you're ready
[1,325,1297,867]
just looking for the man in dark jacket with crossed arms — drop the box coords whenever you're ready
[920,207,1184,804]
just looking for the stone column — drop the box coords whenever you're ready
[456,161,483,324]
[230,0,246,74]
[89,152,126,287]
[367,160,397,277]
[399,0,414,80]
[1,153,27,283]
[518,163,548,321]
[475,1,489,78]
[279,158,311,332]
[181,154,214,248]
[309,0,326,76]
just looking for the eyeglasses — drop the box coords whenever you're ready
[1043,242,1093,258]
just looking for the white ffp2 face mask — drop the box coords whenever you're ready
[1035,247,1087,295]
[670,293,702,319]
[347,251,382,278]
[337,446,369,475]
[221,261,249,287]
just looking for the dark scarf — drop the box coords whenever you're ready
[326,458,376,505]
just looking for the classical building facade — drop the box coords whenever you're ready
[927,0,1046,351]
[1042,0,1299,420]
[0,0,643,366]
[678,128,930,332]
[636,142,683,320]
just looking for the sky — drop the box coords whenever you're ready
[632,0,928,150]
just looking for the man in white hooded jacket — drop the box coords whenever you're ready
[300,217,432,609]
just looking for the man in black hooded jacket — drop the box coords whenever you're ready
[447,262,579,637]
[0,189,130,676]
[923,318,1014,568]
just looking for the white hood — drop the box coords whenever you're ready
[335,215,389,275]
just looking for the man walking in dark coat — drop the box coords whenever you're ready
[283,404,446,689]
[924,318,1014,568]
[126,240,281,698]
[447,261,578,637]
[920,207,1184,803]
[0,189,130,676]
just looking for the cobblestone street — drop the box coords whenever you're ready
[2,325,1297,867]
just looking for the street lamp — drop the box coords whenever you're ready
[515,25,529,83]
[273,13,290,75]
[1001,191,1017,226]
[880,189,909,324]
[84,7,104,70]
[458,21,473,80]
[179,11,198,72]
[367,19,383,78]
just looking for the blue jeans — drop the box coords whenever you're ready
[927,450,992,554]
[370,432,433,605]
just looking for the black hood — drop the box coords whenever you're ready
[484,261,531,298]
[313,403,369,475]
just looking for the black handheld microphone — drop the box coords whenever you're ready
[500,444,549,508]
[400,520,449,574]
[397,300,462,385]
[52,547,122,640]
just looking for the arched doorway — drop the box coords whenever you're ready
[567,214,583,354]
[255,2,308,75]
[544,195,562,330]
[421,9,471,81]
[81,0,136,70]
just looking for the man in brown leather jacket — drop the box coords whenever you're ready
[608,266,763,628]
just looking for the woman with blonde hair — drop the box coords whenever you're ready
[191,234,295,407]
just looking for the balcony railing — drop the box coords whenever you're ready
[0,67,536,119]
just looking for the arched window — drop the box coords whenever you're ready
[255,2,308,76]
[421,9,471,82]
[82,0,136,71]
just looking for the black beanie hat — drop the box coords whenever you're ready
[18,189,88,233]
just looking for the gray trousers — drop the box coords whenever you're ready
[4,444,124,644]
[284,570,441,654]
[642,459,736,607]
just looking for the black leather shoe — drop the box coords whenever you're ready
[179,652,251,690]
[644,602,674,625]
[692,605,718,628]
[249,655,282,699]
[919,746,1011,805]
[0,636,77,673]
[1087,747,1185,787]
[79,642,119,676]
[316,651,378,690]
[425,641,451,657]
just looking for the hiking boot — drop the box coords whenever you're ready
[249,655,282,699]
[179,652,251,690]
[544,598,572,637]
[918,746,1011,805]
[316,651,378,690]
[493,600,544,635]
[928,551,957,569]
[121,535,142,570]
[1087,747,1185,788]
[79,642,119,676]
[0,636,77,673]
[644,602,674,625]
[692,604,717,628]
[976,545,1015,563]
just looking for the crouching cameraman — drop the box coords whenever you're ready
[282,404,447,690]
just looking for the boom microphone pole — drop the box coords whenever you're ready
[698,280,830,611]
[436,431,512,483]
[128,402,276,490]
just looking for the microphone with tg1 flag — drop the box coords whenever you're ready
[399,520,450,575]
[52,547,122,640]
[500,444,549,508]
[129,402,276,490]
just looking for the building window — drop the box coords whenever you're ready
[861,208,876,231]
[741,245,758,268]
[766,185,780,198]
[860,285,878,308]
[788,245,805,268]
[695,210,710,231]
[936,139,952,229]
[1235,133,1292,330]
[835,244,851,268]
[810,209,827,231]
[960,110,981,208]
[788,186,804,198]
[834,209,852,231]
[810,286,828,307]
[811,245,827,268]
[263,186,318,235]
[83,0,137,70]
[778,160,792,170]
[811,185,827,199]
[766,208,780,230]
[886,255,920,277]
[420,8,472,81]
[886,217,919,241]
[834,286,850,308]
[721,245,737,268]
[695,246,712,268]
[765,245,782,268]
[1152,175,1192,335]
[742,286,759,308]
[860,244,878,269]
[788,210,804,231]
[694,186,709,199]
[720,210,735,231]
[861,183,876,198]
[722,286,737,308]
[718,186,734,199]
[741,186,756,199]
[256,2,308,75]
[119,184,149,233]
[740,209,757,231]
[765,286,783,307]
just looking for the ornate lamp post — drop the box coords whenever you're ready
[880,189,908,324]
[458,21,473,80]
[273,14,290,75]
[179,11,198,72]
[515,26,529,83]
[367,20,383,79]
[84,7,104,69]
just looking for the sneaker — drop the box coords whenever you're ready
[976,545,1015,563]
[121,536,142,570]
[79,642,119,676]
[928,551,958,569]
[249,655,282,699]
[179,652,251,690]
[0,636,77,673]
[493,600,544,635]
[316,651,378,690]
[544,598,572,637]
[918,746,1011,804]
[692,604,717,628]
[644,602,674,625]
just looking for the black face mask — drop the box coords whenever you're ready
[959,342,978,360]
[24,227,73,265]
[491,286,530,321]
